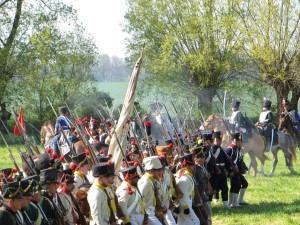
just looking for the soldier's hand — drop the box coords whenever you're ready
[183,208,190,215]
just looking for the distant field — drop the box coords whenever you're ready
[1,144,300,224]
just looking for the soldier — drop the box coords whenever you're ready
[40,168,65,225]
[282,98,300,148]
[57,169,78,224]
[210,131,232,209]
[193,147,212,225]
[117,166,147,225]
[176,154,200,225]
[138,156,165,225]
[71,153,91,192]
[225,133,243,208]
[87,162,113,225]
[228,100,246,134]
[0,181,24,224]
[256,100,275,149]
[52,106,72,157]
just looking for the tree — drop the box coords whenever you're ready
[235,0,300,113]
[125,0,243,113]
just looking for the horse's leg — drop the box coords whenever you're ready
[270,147,279,175]
[248,151,258,177]
[284,152,294,173]
[257,152,266,175]
[247,161,252,175]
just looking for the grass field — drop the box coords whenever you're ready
[0,145,299,224]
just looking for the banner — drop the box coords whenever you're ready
[13,107,25,136]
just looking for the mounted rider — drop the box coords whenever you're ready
[256,99,275,149]
[282,98,300,147]
[52,106,72,157]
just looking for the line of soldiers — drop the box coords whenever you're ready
[0,127,249,225]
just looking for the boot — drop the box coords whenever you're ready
[231,193,241,208]
[239,188,248,205]
[229,192,234,206]
[223,201,230,209]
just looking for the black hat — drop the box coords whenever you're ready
[40,168,59,185]
[195,150,206,159]
[120,166,139,180]
[58,106,69,115]
[190,145,204,155]
[20,175,40,196]
[212,131,223,140]
[165,139,173,145]
[201,132,213,141]
[1,168,17,180]
[92,162,113,177]
[71,153,88,167]
[1,182,23,199]
[59,169,75,184]
[231,133,242,142]
[158,155,168,167]
[263,100,272,108]
[107,162,115,176]
[96,155,109,163]
[179,154,194,167]
[232,100,240,108]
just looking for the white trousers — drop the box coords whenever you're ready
[146,207,162,225]
[130,214,145,225]
[177,206,200,225]
[164,209,176,225]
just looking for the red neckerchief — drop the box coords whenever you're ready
[60,186,70,195]
[229,143,236,148]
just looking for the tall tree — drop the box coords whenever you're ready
[235,0,300,112]
[125,0,243,113]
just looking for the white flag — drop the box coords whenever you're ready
[108,52,144,172]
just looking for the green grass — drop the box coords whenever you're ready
[0,145,299,224]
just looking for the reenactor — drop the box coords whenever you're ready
[210,132,232,209]
[138,156,165,225]
[57,169,78,224]
[228,100,245,134]
[176,154,200,225]
[71,153,91,192]
[40,168,65,225]
[116,166,147,225]
[87,162,113,225]
[0,181,24,224]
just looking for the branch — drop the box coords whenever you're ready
[0,0,11,8]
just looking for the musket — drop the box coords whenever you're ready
[223,90,227,118]
[35,202,51,225]
[70,192,88,225]
[0,124,36,175]
[46,96,58,118]
[162,103,185,155]
[131,126,144,160]
[21,209,35,225]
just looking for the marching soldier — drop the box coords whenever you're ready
[57,169,78,224]
[116,166,147,225]
[71,153,91,192]
[210,132,232,209]
[176,154,200,225]
[87,162,113,225]
[138,156,165,225]
[40,168,65,225]
[0,181,24,225]
[225,133,243,208]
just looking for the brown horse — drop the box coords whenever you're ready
[269,113,297,174]
[202,114,267,176]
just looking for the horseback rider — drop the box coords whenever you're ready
[282,98,300,148]
[52,106,72,157]
[228,100,245,134]
[256,99,275,149]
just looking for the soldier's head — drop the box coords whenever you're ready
[194,148,206,166]
[231,133,243,148]
[1,181,24,212]
[40,168,59,194]
[71,153,90,174]
[179,153,195,172]
[263,100,272,111]
[201,132,213,147]
[58,106,69,116]
[143,156,163,180]
[212,131,223,146]
[232,100,240,112]
[92,161,113,186]
[58,169,76,192]
[120,166,139,186]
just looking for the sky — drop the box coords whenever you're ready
[65,0,127,58]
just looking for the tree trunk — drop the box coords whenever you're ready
[197,88,217,115]
[291,89,300,112]
[273,81,289,118]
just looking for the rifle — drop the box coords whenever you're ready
[55,192,67,224]
[70,192,88,225]
[192,176,208,225]
[0,128,35,176]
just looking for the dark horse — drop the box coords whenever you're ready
[269,113,297,174]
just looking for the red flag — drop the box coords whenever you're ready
[14,107,25,136]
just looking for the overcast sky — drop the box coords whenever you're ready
[66,0,127,58]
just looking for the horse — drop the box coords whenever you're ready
[202,114,267,176]
[269,113,297,174]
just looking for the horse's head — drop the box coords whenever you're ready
[279,113,294,133]
[202,114,226,132]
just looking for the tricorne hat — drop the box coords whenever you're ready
[143,156,163,170]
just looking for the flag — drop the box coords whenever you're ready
[108,51,144,172]
[14,107,25,136]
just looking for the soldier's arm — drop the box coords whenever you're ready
[176,176,190,209]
